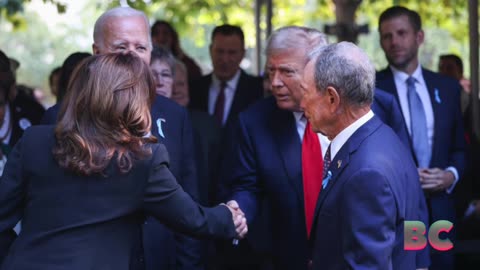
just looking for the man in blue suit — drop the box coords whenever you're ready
[220,26,414,270]
[376,6,466,270]
[303,41,425,270]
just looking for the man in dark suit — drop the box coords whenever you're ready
[60,7,200,270]
[303,41,425,270]
[188,24,263,129]
[220,26,414,270]
[376,6,466,270]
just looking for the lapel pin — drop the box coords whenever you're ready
[434,88,442,104]
[322,171,332,189]
[337,160,342,168]
[156,118,166,139]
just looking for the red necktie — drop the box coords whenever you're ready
[214,81,227,125]
[302,121,323,238]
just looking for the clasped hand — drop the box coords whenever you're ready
[224,200,248,239]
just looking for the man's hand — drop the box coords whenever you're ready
[419,168,455,192]
[225,200,248,239]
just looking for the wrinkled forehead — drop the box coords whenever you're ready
[104,16,150,41]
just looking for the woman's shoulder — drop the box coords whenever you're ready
[146,143,170,166]
[22,125,56,141]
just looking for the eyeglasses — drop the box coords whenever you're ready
[152,71,173,81]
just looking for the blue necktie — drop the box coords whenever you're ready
[406,76,431,168]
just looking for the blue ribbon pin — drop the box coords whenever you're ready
[434,88,442,104]
[156,118,166,138]
[322,171,332,189]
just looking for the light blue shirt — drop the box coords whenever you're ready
[390,65,459,193]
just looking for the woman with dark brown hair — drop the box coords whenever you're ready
[0,53,246,270]
[151,20,202,80]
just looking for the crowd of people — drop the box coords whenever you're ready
[0,4,478,270]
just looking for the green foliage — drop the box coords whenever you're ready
[0,0,475,97]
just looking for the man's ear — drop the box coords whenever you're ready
[416,30,425,46]
[326,86,341,112]
[92,43,100,55]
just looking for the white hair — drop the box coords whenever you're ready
[93,7,152,49]
[266,26,328,63]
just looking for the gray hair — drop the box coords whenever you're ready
[151,46,176,75]
[93,7,152,49]
[266,26,328,62]
[175,59,188,77]
[312,42,375,106]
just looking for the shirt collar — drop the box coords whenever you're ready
[390,64,423,83]
[329,110,374,160]
[212,69,242,90]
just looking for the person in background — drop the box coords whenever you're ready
[438,54,471,115]
[376,6,466,270]
[48,66,62,100]
[151,20,202,80]
[0,52,247,270]
[40,52,92,124]
[188,24,264,129]
[0,50,45,151]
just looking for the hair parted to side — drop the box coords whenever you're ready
[151,46,177,75]
[378,6,422,32]
[93,7,152,50]
[211,24,245,47]
[53,52,157,176]
[266,26,328,62]
[311,42,375,107]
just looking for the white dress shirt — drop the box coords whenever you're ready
[208,70,241,125]
[329,110,374,160]
[293,111,330,158]
[390,65,458,193]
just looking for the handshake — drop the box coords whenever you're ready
[224,200,248,240]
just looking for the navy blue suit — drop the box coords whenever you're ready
[310,116,425,270]
[40,96,202,270]
[220,94,417,270]
[376,67,466,269]
[188,70,264,130]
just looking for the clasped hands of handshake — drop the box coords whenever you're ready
[224,200,248,240]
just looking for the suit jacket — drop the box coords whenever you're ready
[372,88,410,149]
[188,70,264,129]
[6,92,45,148]
[188,109,221,205]
[0,126,236,270]
[376,67,466,224]
[310,116,425,270]
[220,94,425,270]
[39,96,202,270]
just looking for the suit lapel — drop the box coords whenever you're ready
[309,117,383,242]
[226,70,247,125]
[270,107,303,202]
[376,68,399,100]
[422,69,441,165]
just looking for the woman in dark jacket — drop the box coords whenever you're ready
[0,53,246,270]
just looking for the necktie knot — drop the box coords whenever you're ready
[406,76,416,87]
